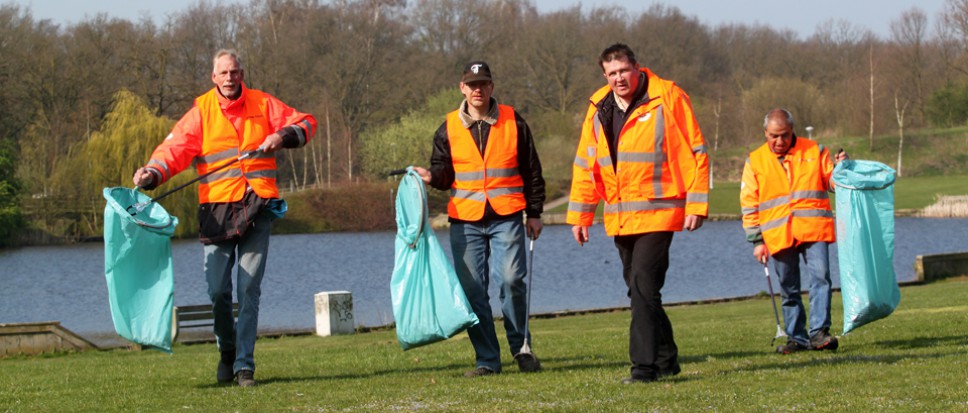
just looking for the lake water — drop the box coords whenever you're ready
[2,218,966,346]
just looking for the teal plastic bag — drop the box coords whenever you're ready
[103,187,178,353]
[390,168,479,350]
[832,160,901,334]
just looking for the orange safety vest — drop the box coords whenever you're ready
[742,139,835,254]
[446,104,526,221]
[195,88,279,203]
[566,68,709,236]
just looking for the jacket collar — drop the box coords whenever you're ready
[458,97,499,128]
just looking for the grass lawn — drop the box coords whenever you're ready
[2,279,966,412]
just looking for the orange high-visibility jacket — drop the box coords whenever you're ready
[146,85,316,203]
[740,138,836,254]
[566,68,709,236]
[446,104,526,221]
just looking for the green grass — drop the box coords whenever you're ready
[2,280,966,412]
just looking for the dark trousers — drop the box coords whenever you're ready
[614,231,679,379]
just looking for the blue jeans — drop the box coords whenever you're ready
[203,213,271,374]
[450,217,530,372]
[771,242,833,345]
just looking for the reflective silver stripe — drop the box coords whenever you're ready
[197,148,239,165]
[587,146,596,158]
[603,198,686,214]
[296,120,312,146]
[245,169,276,180]
[686,192,708,204]
[652,105,665,197]
[451,189,486,202]
[147,159,170,178]
[792,209,833,218]
[486,167,519,178]
[692,144,707,154]
[598,156,613,168]
[791,190,829,200]
[456,171,485,181]
[741,207,758,215]
[568,201,597,213]
[199,168,243,184]
[487,187,524,197]
[760,216,788,231]
[574,155,589,169]
[593,113,603,143]
[250,150,274,159]
[759,195,791,211]
[618,152,665,163]
[743,225,761,237]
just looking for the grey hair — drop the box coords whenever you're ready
[764,108,794,128]
[212,49,243,72]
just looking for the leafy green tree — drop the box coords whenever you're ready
[926,84,968,127]
[359,88,459,178]
[0,138,24,246]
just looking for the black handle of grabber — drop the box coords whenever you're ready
[148,149,260,204]
[388,168,408,176]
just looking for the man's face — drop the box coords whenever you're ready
[601,57,639,101]
[212,55,244,99]
[765,120,794,155]
[459,80,494,112]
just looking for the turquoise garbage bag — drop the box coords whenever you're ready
[102,187,178,353]
[390,168,479,350]
[832,160,901,334]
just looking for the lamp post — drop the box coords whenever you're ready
[806,126,814,140]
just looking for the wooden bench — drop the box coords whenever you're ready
[171,303,239,342]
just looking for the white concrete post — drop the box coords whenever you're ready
[314,291,355,336]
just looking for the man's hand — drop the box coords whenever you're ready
[526,218,543,240]
[411,166,432,184]
[754,244,770,264]
[684,215,705,231]
[572,225,589,246]
[834,148,848,163]
[261,132,284,153]
[132,167,154,188]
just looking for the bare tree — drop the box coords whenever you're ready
[894,89,910,177]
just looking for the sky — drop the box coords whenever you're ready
[6,0,950,39]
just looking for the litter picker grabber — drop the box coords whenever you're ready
[763,263,788,346]
[517,236,536,357]
[127,148,262,215]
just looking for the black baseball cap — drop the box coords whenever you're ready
[461,61,493,83]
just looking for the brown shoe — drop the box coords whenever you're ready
[236,370,256,387]
[463,367,497,378]
[810,329,840,351]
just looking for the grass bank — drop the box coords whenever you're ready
[2,279,965,412]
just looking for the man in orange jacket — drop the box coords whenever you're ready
[568,44,709,384]
[133,49,316,387]
[413,61,545,378]
[740,108,847,354]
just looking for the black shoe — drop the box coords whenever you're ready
[810,329,839,351]
[515,353,542,373]
[463,367,497,378]
[658,364,681,378]
[776,340,810,354]
[236,370,256,387]
[217,350,234,384]
[621,375,657,384]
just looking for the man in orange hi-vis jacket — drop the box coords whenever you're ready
[741,108,848,355]
[133,49,316,387]
[567,43,709,384]
[413,61,545,378]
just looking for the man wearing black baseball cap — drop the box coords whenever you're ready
[414,61,546,377]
